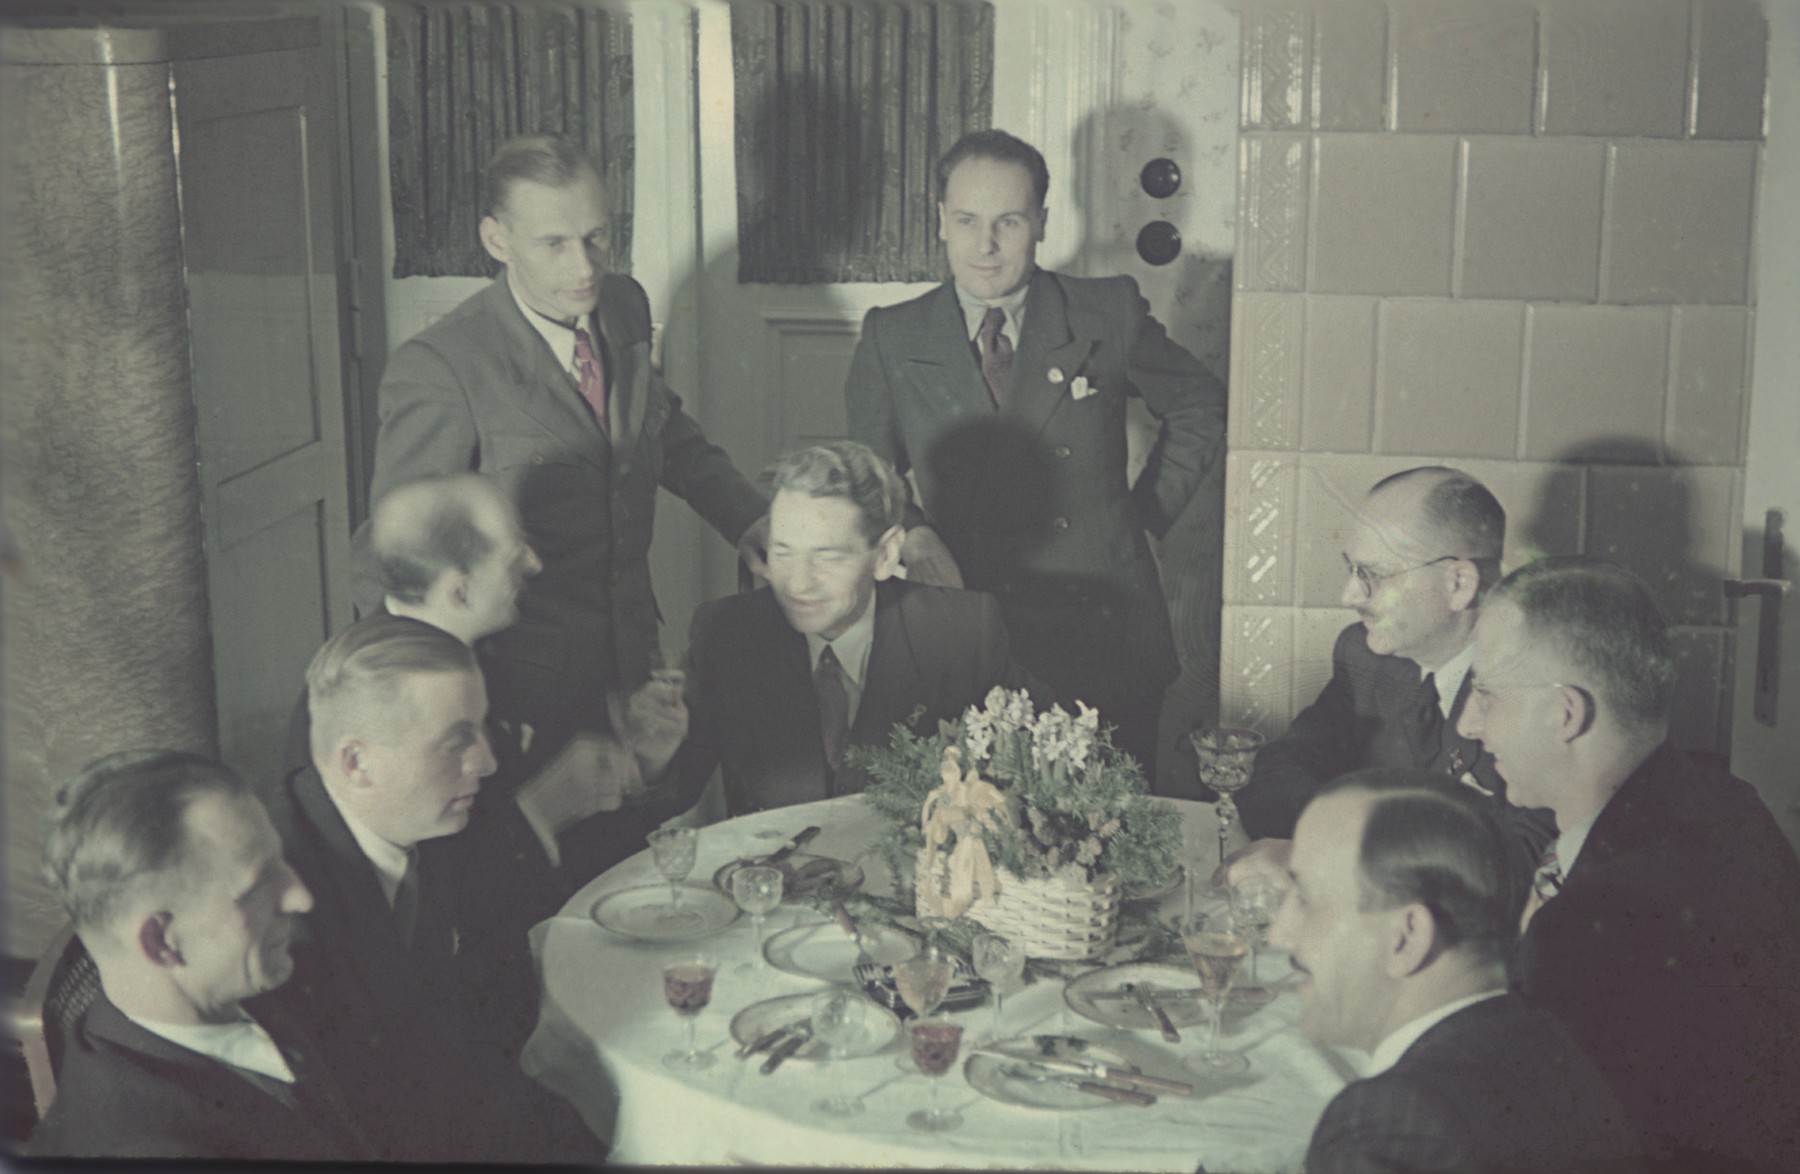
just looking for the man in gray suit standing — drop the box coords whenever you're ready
[845,130,1225,777]
[356,136,766,870]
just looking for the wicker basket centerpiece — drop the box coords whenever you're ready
[855,687,1182,961]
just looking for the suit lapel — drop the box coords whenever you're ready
[850,582,927,745]
[482,277,611,470]
[1005,270,1098,440]
[290,769,412,966]
[893,284,996,417]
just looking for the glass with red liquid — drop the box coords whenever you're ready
[905,1017,964,1132]
[662,949,718,1071]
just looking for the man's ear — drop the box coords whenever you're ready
[1553,683,1597,743]
[137,911,182,968]
[1387,904,1438,978]
[478,215,510,266]
[872,525,906,582]
[442,570,473,612]
[1446,559,1482,613]
[337,737,378,791]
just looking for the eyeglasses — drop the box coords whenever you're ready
[1341,553,1462,597]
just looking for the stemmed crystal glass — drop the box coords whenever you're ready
[1229,875,1282,1005]
[647,826,701,930]
[729,865,784,974]
[971,933,1024,1040]
[1178,910,1251,1075]
[905,1017,965,1133]
[810,988,869,1118]
[661,947,718,1071]
[1191,727,1266,872]
[891,947,956,1071]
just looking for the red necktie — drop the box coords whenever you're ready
[977,307,1012,407]
[573,325,609,434]
[816,645,849,779]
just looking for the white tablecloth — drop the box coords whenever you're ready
[523,796,1357,1170]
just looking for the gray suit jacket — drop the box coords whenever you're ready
[845,270,1224,698]
[355,273,765,744]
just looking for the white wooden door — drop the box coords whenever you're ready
[1730,1,1800,852]
[175,26,353,792]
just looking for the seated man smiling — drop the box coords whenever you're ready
[1270,768,1641,1174]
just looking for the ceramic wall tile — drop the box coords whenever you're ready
[1376,300,1523,459]
[1587,464,1737,626]
[1301,296,1376,452]
[1604,141,1757,304]
[1539,0,1689,137]
[1236,134,1310,291]
[1459,138,1604,301]
[1389,0,1535,133]
[1225,452,1299,607]
[1524,305,1669,463]
[1230,292,1305,450]
[1692,0,1768,140]
[1311,134,1455,295]
[1666,306,1749,466]
[1219,605,1297,736]
[1312,0,1385,131]
[1240,5,1311,130]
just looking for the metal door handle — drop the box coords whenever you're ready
[1728,510,1788,727]
[1722,578,1789,600]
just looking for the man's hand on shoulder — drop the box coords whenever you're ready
[737,514,770,579]
[1213,837,1294,891]
[901,526,964,589]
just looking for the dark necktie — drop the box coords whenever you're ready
[573,325,609,434]
[816,645,850,781]
[394,847,420,948]
[1412,672,1443,765]
[977,306,1012,407]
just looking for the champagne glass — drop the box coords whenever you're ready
[891,947,955,1071]
[810,988,869,1117]
[648,826,700,929]
[905,1017,965,1133]
[1229,875,1282,1005]
[971,933,1024,1039]
[729,865,784,974]
[661,948,718,1071]
[1178,911,1250,1075]
[1191,726,1265,873]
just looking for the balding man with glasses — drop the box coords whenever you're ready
[1221,467,1554,888]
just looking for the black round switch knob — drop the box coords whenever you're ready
[1140,157,1182,198]
[1136,220,1182,266]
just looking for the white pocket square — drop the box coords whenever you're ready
[1070,376,1096,400]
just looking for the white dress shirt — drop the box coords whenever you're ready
[1426,641,1476,723]
[509,277,591,382]
[1549,813,1600,877]
[804,600,877,729]
[1363,989,1507,1079]
[339,806,411,909]
[126,1011,296,1084]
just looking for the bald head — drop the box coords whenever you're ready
[370,475,539,643]
[1366,467,1505,592]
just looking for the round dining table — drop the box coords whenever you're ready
[522,795,1359,1171]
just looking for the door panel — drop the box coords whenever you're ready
[175,34,351,790]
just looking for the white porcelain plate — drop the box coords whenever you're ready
[1063,963,1210,1033]
[589,884,739,942]
[964,1034,1145,1111]
[712,853,865,903]
[763,920,918,983]
[729,992,899,1062]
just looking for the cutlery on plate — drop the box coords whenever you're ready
[754,825,821,867]
[1123,982,1181,1043]
[973,1048,1193,1095]
[1000,1064,1157,1106]
[759,1021,814,1073]
[829,895,875,965]
[737,1022,795,1059]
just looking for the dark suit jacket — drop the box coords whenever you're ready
[1515,745,1800,1173]
[353,273,765,750]
[1243,622,1556,879]
[1306,994,1642,1174]
[30,991,373,1162]
[667,579,1038,816]
[263,764,598,1163]
[845,270,1225,707]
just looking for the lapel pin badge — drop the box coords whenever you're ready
[1071,375,1095,400]
[1047,366,1065,384]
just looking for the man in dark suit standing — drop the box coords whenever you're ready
[845,130,1225,777]
[1269,769,1641,1174]
[1460,557,1800,1172]
[1225,467,1554,886]
[662,441,1037,816]
[269,614,611,1164]
[31,750,371,1162]
[355,135,767,803]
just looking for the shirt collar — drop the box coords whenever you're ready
[955,278,1031,342]
[1425,641,1476,722]
[804,594,877,690]
[1552,812,1601,877]
[1365,989,1507,1078]
[126,1010,296,1084]
[507,272,589,376]
[338,806,412,909]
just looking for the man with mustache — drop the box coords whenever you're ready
[1223,466,1553,887]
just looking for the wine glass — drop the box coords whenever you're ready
[648,826,700,929]
[1191,726,1265,872]
[661,948,718,1071]
[810,988,869,1117]
[891,947,956,1071]
[905,1017,965,1132]
[729,865,784,974]
[1229,875,1282,1005]
[1177,911,1250,1075]
[971,933,1024,1039]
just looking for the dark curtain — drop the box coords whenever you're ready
[387,3,634,279]
[732,0,993,284]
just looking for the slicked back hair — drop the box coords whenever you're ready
[1318,769,1521,964]
[936,129,1050,208]
[1488,555,1675,740]
[43,750,249,935]
[306,614,479,763]
[769,440,908,548]
[371,476,501,605]
[484,134,602,219]
[1371,466,1507,594]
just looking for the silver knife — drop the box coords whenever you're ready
[762,825,822,865]
[976,1048,1193,1095]
[737,1022,796,1059]
[760,1021,814,1073]
[1001,1064,1158,1106]
[1123,981,1181,1043]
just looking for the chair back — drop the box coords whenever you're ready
[13,924,99,1119]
